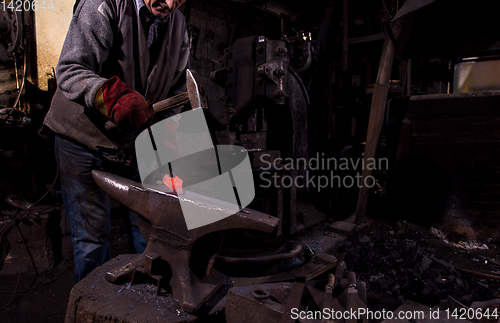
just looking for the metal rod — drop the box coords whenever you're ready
[458,268,500,281]
[11,49,26,110]
[407,58,412,96]
[218,243,303,264]
[13,52,19,89]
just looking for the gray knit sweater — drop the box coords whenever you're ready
[43,0,189,163]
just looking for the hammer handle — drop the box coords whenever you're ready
[152,91,189,113]
[325,273,335,290]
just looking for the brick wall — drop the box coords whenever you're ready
[391,92,500,232]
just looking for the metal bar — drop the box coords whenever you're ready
[348,33,385,44]
[407,58,412,96]
[217,243,303,264]
[458,268,500,281]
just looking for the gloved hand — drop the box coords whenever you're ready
[95,76,154,131]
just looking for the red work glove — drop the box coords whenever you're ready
[95,76,154,131]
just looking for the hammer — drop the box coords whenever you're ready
[151,69,208,113]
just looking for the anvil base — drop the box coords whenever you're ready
[65,254,228,323]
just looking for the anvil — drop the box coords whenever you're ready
[92,170,279,313]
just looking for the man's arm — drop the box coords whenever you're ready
[56,0,115,109]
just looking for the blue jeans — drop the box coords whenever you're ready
[55,135,147,282]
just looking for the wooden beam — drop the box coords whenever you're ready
[355,36,395,220]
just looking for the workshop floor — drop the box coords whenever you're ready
[0,205,135,323]
[0,260,75,322]
[1,213,499,323]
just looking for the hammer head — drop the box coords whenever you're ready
[186,69,209,110]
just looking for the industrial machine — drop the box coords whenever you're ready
[210,35,319,237]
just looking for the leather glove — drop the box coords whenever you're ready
[95,76,154,131]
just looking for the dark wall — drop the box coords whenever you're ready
[391,91,500,228]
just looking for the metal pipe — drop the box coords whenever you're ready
[13,52,19,89]
[288,66,310,107]
[11,48,26,109]
[217,243,303,264]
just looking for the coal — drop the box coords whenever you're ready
[340,220,500,309]
[419,256,433,271]
[379,276,395,289]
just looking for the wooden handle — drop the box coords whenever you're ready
[348,271,356,286]
[325,273,335,290]
[152,91,189,113]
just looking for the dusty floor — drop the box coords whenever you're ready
[0,215,135,323]
[0,260,75,322]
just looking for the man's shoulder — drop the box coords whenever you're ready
[75,0,136,18]
[74,0,112,13]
